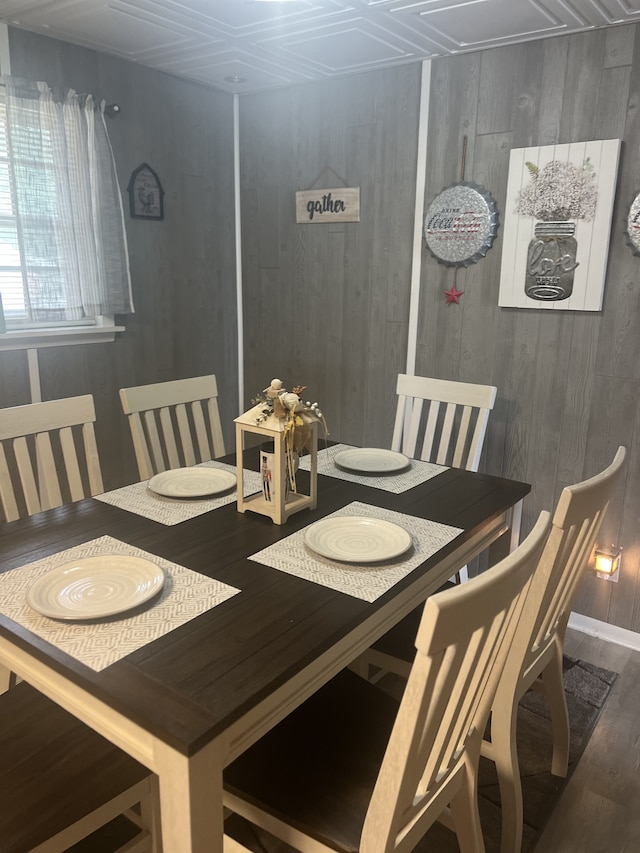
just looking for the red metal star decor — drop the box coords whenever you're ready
[444,283,464,304]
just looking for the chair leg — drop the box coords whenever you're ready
[542,646,570,778]
[449,763,486,853]
[489,693,523,853]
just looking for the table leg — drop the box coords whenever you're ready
[0,662,12,694]
[155,739,226,853]
[509,498,523,552]
[487,499,524,567]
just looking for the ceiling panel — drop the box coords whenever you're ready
[0,0,637,93]
[21,4,194,56]
[405,0,567,48]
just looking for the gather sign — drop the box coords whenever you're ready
[295,187,360,224]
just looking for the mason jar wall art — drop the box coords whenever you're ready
[517,159,596,301]
[498,140,621,312]
[525,220,579,300]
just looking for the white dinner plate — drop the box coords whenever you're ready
[333,447,410,474]
[148,467,237,498]
[303,516,412,563]
[26,556,165,620]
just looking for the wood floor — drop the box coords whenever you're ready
[534,628,640,853]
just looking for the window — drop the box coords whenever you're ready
[0,77,133,343]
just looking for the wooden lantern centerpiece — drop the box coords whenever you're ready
[235,379,321,525]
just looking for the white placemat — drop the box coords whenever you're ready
[250,501,462,602]
[95,461,262,525]
[0,536,240,671]
[298,444,446,493]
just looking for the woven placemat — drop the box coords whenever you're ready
[298,444,446,493]
[95,461,262,525]
[250,501,462,602]
[0,535,240,671]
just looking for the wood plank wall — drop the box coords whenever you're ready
[239,65,420,446]
[0,28,238,488]
[240,26,640,632]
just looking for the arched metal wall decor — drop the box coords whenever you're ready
[127,163,165,221]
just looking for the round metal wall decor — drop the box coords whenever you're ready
[625,190,640,256]
[423,181,499,267]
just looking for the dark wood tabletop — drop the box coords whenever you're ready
[0,452,530,759]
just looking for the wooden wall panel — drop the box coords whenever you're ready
[537,37,568,146]
[1,28,237,488]
[0,351,31,408]
[240,65,420,449]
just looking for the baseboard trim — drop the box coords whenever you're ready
[568,613,640,652]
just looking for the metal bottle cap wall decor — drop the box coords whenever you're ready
[423,181,499,267]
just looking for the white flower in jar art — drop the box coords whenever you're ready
[516,158,598,222]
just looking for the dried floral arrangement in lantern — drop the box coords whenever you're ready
[235,379,327,524]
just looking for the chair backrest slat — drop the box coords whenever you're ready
[82,422,104,496]
[143,410,166,476]
[452,405,472,468]
[191,400,212,463]
[120,375,226,480]
[435,402,456,465]
[35,431,61,510]
[159,406,182,469]
[393,374,497,472]
[207,397,225,459]
[14,436,41,516]
[391,396,407,453]
[419,400,439,462]
[0,395,103,523]
[58,426,84,502]
[128,412,155,481]
[360,512,550,853]
[0,443,19,522]
[175,403,197,468]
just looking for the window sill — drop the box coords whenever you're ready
[0,323,125,351]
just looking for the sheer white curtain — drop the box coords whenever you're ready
[4,76,133,322]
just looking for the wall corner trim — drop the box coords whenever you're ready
[405,59,430,376]
[568,612,640,652]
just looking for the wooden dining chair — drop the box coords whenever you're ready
[0,395,103,523]
[394,373,499,585]
[351,446,627,853]
[485,444,626,853]
[392,373,497,471]
[119,374,225,480]
[223,512,550,853]
[0,681,160,852]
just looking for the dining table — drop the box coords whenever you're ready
[0,444,529,853]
